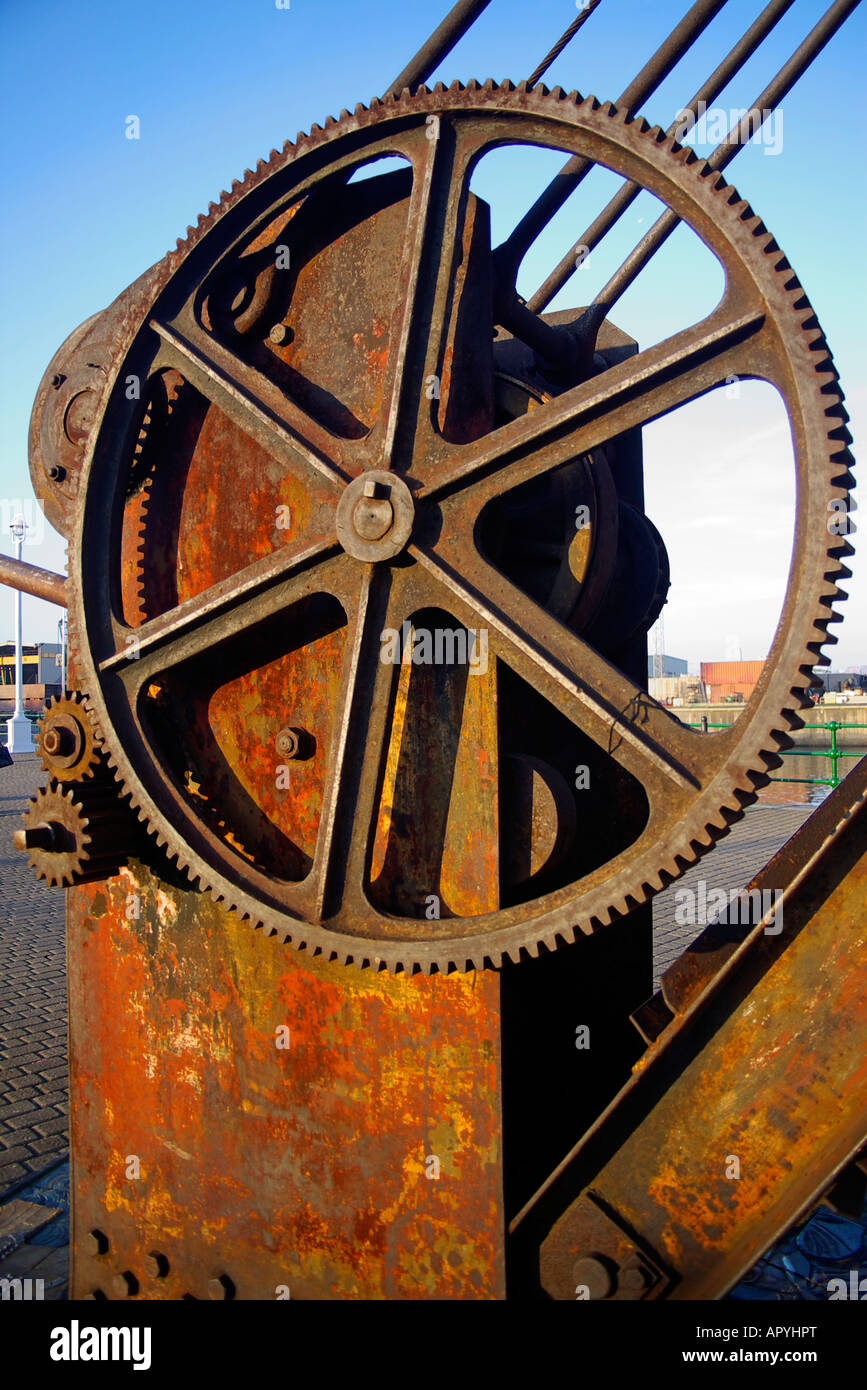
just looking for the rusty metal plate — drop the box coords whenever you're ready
[524,756,867,1298]
[67,864,505,1301]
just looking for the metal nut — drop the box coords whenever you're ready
[86,1229,109,1256]
[276,727,300,758]
[144,1251,169,1279]
[42,724,78,758]
[208,1273,235,1300]
[620,1260,655,1295]
[111,1269,139,1298]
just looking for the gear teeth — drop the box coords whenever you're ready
[65,83,855,973]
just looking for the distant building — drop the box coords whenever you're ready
[647,653,688,679]
[0,642,62,717]
[0,642,62,686]
[808,670,867,696]
[700,659,765,703]
[649,674,707,705]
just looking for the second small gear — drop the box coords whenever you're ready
[13,780,128,887]
[38,691,105,783]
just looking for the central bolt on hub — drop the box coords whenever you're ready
[43,724,76,757]
[352,480,394,542]
[336,469,415,562]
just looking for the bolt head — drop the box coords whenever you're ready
[269,323,291,345]
[276,727,301,758]
[208,1273,235,1300]
[111,1270,139,1297]
[86,1229,109,1256]
[620,1259,656,1295]
[352,494,394,542]
[144,1251,169,1279]
[336,469,414,563]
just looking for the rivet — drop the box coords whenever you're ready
[572,1255,616,1300]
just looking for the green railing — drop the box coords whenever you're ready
[687,717,867,788]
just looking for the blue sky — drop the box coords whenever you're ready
[1,0,864,670]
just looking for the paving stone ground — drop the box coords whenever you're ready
[0,755,67,1193]
[652,801,814,985]
[0,751,815,1198]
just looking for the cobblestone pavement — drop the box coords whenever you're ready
[0,749,815,1194]
[652,802,814,985]
[0,755,67,1193]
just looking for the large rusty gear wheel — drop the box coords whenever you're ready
[14,781,127,888]
[67,82,853,971]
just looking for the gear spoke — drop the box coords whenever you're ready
[102,548,351,689]
[411,536,702,795]
[294,566,397,925]
[150,318,350,491]
[416,298,766,504]
[373,117,489,468]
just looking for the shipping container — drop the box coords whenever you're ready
[700,660,765,704]
[699,660,766,682]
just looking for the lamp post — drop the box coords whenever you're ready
[58,612,67,688]
[6,514,34,753]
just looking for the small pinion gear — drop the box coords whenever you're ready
[37,691,105,783]
[13,781,129,888]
